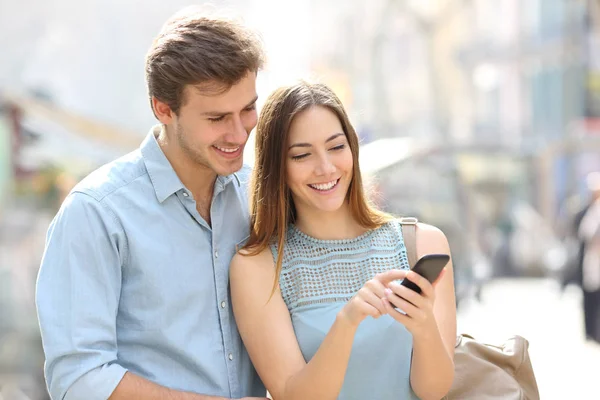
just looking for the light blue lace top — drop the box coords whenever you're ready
[271,220,419,400]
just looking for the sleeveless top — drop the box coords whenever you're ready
[270,220,419,400]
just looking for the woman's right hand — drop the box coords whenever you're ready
[339,269,408,327]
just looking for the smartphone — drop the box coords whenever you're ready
[400,254,450,293]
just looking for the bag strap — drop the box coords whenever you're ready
[399,217,418,269]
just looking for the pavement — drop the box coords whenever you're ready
[457,278,600,399]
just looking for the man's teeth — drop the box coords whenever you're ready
[309,180,338,191]
[215,146,239,153]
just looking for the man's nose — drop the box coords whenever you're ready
[226,115,248,143]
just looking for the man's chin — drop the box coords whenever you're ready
[214,159,244,176]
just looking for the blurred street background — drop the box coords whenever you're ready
[1,0,600,398]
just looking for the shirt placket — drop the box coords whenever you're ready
[211,182,239,398]
[178,184,236,396]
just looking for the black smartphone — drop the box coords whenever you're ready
[400,254,450,293]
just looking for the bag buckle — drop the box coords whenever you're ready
[399,217,418,225]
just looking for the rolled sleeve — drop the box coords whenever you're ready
[36,191,127,399]
[64,363,127,400]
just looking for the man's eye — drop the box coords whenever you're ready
[208,116,225,122]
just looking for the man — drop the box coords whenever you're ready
[36,7,268,400]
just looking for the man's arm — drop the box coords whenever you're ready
[36,192,267,400]
[36,192,129,400]
[109,372,235,400]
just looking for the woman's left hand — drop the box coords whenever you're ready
[381,268,446,339]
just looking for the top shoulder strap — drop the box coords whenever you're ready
[399,217,418,269]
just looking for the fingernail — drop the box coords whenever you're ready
[385,288,393,296]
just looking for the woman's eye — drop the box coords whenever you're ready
[291,154,309,161]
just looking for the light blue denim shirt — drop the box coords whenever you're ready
[36,126,264,400]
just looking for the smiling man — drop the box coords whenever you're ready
[36,7,268,400]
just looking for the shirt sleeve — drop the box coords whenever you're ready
[36,191,128,400]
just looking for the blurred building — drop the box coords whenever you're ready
[455,0,600,218]
[0,104,14,210]
[0,92,142,398]
[305,0,437,141]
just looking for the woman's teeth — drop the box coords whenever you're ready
[309,179,338,191]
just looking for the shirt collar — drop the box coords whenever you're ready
[141,125,240,203]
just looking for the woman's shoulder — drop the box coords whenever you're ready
[414,221,450,256]
[230,246,287,317]
[230,246,276,282]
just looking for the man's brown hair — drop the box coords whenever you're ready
[145,7,265,117]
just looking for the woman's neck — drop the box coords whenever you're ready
[293,203,367,241]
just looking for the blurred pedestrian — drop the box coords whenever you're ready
[35,6,268,400]
[578,172,600,343]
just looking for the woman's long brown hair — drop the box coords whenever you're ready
[242,81,392,293]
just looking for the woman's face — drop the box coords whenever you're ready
[285,106,354,216]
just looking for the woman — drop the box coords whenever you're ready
[230,81,456,400]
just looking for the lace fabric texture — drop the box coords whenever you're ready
[272,220,410,310]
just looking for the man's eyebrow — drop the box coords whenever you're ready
[288,133,345,150]
[202,96,259,117]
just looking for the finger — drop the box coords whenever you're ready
[388,281,424,308]
[360,301,383,319]
[382,297,411,325]
[353,295,383,319]
[359,287,387,316]
[384,288,421,318]
[376,269,408,285]
[365,278,388,299]
[404,270,435,299]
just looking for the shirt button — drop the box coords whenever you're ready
[228,353,233,361]
[214,250,219,258]
[182,192,189,197]
[221,301,226,308]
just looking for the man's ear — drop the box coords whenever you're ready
[152,97,175,125]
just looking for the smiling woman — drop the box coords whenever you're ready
[230,80,457,400]
[286,108,353,217]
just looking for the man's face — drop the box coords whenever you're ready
[170,72,258,177]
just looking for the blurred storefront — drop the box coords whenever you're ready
[0,108,12,211]
[0,93,141,398]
